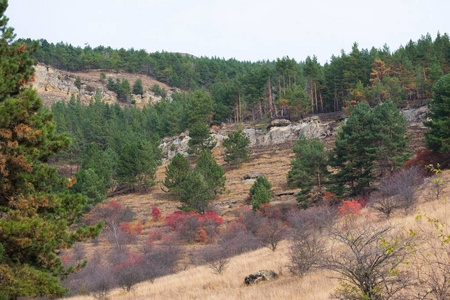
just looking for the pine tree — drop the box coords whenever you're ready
[424,74,450,153]
[74,75,81,90]
[287,134,330,209]
[163,153,190,197]
[223,130,251,167]
[329,102,376,196]
[187,122,216,155]
[249,175,273,211]
[178,171,212,214]
[0,2,102,297]
[371,99,411,176]
[132,78,143,96]
[195,150,226,196]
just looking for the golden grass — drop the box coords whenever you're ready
[67,241,337,300]
[65,170,450,300]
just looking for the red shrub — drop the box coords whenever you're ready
[259,203,282,220]
[338,200,362,217]
[164,211,223,243]
[151,204,161,221]
[119,221,144,236]
[148,228,164,241]
[403,149,450,174]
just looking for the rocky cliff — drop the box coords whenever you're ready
[32,64,172,106]
[160,105,428,161]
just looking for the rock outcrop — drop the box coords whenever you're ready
[244,270,278,285]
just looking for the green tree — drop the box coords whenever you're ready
[132,78,143,96]
[99,71,106,83]
[188,90,214,124]
[74,75,81,90]
[287,134,330,209]
[187,122,216,155]
[163,153,190,197]
[223,130,251,167]
[0,2,102,298]
[195,150,226,196]
[424,74,450,153]
[178,171,211,213]
[116,140,161,191]
[371,99,411,176]
[249,175,273,210]
[329,102,376,196]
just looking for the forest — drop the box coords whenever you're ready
[20,32,450,123]
[2,0,450,297]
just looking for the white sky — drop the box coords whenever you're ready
[7,0,450,64]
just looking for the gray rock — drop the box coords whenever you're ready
[268,119,291,128]
[244,270,278,285]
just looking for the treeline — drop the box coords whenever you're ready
[21,33,450,120]
[51,92,173,206]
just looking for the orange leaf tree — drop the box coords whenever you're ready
[0,2,102,298]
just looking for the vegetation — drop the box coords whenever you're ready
[0,2,102,297]
[223,129,251,167]
[17,32,450,125]
[425,74,450,153]
[249,175,273,210]
[2,2,450,298]
[287,134,330,208]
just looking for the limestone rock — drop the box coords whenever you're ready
[244,270,278,285]
[268,119,291,128]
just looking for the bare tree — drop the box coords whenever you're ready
[88,201,134,251]
[370,166,424,218]
[410,220,450,300]
[288,231,325,277]
[428,174,446,201]
[324,222,416,300]
[257,219,287,251]
[195,245,231,275]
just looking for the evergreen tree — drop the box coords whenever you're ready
[223,130,251,167]
[424,74,450,153]
[187,122,216,155]
[132,78,143,96]
[178,171,211,213]
[249,175,273,211]
[371,99,411,176]
[188,90,214,124]
[287,134,330,209]
[195,150,226,196]
[329,102,376,196]
[116,140,161,191]
[74,75,81,90]
[163,153,190,197]
[0,2,102,297]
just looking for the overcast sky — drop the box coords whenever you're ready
[7,0,450,64]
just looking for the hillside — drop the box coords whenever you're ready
[67,170,450,300]
[32,63,173,107]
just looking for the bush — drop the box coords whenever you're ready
[164,211,223,243]
[249,175,273,211]
[114,253,146,292]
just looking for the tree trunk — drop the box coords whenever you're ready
[314,81,318,112]
[239,92,242,123]
[268,76,273,118]
[310,79,314,113]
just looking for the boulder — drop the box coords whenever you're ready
[268,119,291,128]
[243,173,263,180]
[244,270,278,285]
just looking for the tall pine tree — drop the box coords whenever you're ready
[0,2,102,297]
[287,134,330,208]
[425,74,450,153]
[329,102,376,196]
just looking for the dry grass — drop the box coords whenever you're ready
[66,170,450,300]
[67,240,337,300]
